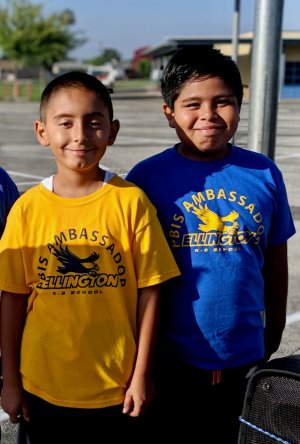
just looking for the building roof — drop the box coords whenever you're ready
[143,31,300,58]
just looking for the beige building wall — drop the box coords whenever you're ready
[215,42,252,102]
[216,33,300,100]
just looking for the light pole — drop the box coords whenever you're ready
[232,0,240,65]
[248,0,284,159]
[231,0,240,145]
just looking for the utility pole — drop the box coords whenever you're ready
[247,0,284,160]
[232,0,240,65]
[231,0,240,146]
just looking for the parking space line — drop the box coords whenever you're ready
[286,312,300,326]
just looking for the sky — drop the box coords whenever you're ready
[39,0,300,61]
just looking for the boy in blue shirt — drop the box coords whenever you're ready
[0,166,19,237]
[126,46,296,443]
[0,166,19,441]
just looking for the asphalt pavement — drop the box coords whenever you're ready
[0,90,299,443]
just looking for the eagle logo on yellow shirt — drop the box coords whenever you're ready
[51,244,100,276]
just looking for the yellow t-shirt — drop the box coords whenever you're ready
[0,176,180,408]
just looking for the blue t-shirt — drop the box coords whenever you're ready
[127,145,296,369]
[0,167,19,238]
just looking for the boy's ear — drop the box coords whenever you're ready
[35,120,50,146]
[108,119,120,146]
[162,103,175,128]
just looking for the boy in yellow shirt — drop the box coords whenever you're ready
[0,72,180,443]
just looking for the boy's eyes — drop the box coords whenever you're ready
[216,98,233,105]
[186,98,233,108]
[58,121,71,127]
[185,98,234,108]
[89,121,102,128]
[58,120,102,128]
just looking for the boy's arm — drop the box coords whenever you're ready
[1,291,30,423]
[123,284,160,417]
[263,242,288,361]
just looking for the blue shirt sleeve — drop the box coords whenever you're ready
[0,167,19,237]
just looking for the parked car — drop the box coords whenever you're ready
[52,61,116,89]
[86,65,116,89]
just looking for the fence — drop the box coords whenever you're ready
[0,80,43,101]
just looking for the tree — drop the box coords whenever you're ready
[86,48,121,66]
[0,0,86,73]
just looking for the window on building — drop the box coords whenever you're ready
[285,61,300,85]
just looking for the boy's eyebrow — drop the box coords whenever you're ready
[181,93,236,103]
[52,111,106,120]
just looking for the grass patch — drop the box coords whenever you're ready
[0,80,45,101]
[114,79,158,90]
[0,78,159,101]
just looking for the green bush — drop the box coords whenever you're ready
[136,59,151,79]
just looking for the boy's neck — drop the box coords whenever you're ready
[177,142,231,162]
[53,168,105,198]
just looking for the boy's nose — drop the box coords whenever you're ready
[76,136,88,143]
[74,124,88,142]
[199,104,217,120]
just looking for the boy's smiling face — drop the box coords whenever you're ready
[163,76,240,161]
[35,86,119,175]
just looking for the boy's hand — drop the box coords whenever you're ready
[122,375,154,417]
[1,383,30,423]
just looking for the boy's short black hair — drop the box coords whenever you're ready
[40,71,114,122]
[161,45,243,109]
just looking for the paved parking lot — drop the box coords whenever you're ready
[0,93,299,442]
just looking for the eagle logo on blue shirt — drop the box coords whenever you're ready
[192,204,240,234]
